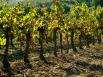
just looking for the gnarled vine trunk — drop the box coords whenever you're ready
[85,34,90,48]
[60,32,63,54]
[92,35,95,45]
[97,33,102,44]
[66,32,69,53]
[38,27,48,63]
[24,31,32,68]
[45,30,48,44]
[2,27,10,72]
[53,28,58,57]
[70,29,77,52]
[79,35,83,49]
[10,33,14,47]
[0,45,1,49]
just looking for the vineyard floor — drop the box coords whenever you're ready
[0,44,103,77]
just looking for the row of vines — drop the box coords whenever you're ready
[0,0,103,74]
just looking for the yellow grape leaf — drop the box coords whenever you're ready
[51,20,59,28]
[13,17,17,23]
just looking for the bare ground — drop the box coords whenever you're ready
[0,44,103,77]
